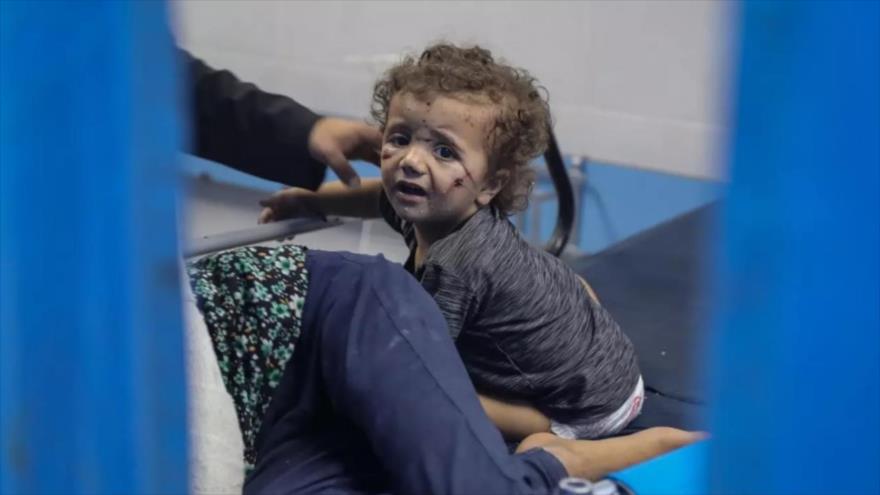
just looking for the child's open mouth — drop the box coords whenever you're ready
[395,181,428,200]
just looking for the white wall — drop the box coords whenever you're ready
[173,0,731,179]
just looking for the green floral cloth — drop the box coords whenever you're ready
[187,244,309,471]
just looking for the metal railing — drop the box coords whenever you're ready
[184,216,342,258]
[517,130,585,257]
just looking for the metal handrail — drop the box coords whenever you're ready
[184,216,342,258]
[541,130,576,257]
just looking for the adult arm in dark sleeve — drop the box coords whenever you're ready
[184,50,326,189]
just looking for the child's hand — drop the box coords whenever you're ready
[258,188,321,224]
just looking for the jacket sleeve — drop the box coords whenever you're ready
[184,50,326,189]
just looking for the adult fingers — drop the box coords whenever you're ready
[323,147,361,188]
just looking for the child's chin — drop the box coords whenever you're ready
[396,211,427,224]
[392,204,424,221]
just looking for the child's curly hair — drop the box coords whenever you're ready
[371,43,552,214]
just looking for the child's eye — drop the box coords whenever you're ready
[434,145,457,160]
[387,133,410,147]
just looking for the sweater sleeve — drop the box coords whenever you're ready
[184,50,326,189]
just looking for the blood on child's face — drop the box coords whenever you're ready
[380,92,498,232]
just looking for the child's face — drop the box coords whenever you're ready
[380,92,503,232]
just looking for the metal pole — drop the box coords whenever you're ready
[184,217,343,258]
[1,1,189,492]
[710,2,879,493]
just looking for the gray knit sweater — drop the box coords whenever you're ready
[380,193,640,425]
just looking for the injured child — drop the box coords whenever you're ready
[186,245,703,494]
[258,42,643,442]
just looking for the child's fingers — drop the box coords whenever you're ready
[258,189,313,223]
[258,191,293,217]
[260,190,288,208]
[258,207,275,224]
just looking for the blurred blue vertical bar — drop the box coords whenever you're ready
[0,0,188,493]
[710,1,879,494]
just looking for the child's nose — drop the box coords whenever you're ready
[400,148,428,176]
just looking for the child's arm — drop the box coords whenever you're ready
[478,394,552,440]
[258,178,383,223]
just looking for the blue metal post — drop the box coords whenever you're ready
[710,2,879,494]
[1,1,188,493]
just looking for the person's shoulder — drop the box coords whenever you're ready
[426,210,530,293]
[474,213,578,287]
[433,209,517,261]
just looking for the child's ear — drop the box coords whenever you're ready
[476,170,509,207]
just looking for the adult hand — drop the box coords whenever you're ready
[308,117,382,188]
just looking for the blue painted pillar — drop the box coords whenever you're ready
[710,2,879,494]
[1,1,188,493]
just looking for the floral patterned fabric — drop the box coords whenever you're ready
[186,244,308,471]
